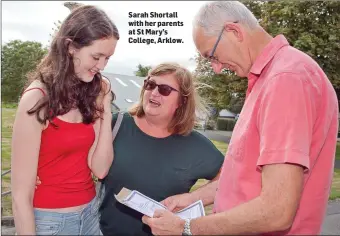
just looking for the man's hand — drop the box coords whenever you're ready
[142,210,185,235]
[161,193,197,212]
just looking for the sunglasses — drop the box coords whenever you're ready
[143,79,179,96]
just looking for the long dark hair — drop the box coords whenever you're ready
[26,5,119,125]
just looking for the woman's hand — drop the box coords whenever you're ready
[101,77,113,114]
[88,76,114,179]
[103,90,113,114]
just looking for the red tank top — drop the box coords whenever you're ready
[24,88,96,208]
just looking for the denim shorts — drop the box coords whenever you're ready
[34,197,101,235]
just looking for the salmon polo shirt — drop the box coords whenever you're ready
[213,35,338,234]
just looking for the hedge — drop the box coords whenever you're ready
[217,118,236,131]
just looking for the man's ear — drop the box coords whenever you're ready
[224,22,243,42]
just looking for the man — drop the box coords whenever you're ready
[142,1,338,235]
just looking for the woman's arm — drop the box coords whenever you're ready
[11,89,45,235]
[88,78,114,179]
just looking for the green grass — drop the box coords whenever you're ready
[1,102,18,109]
[1,105,340,217]
[330,168,340,200]
[211,140,228,155]
[336,144,340,160]
[2,108,16,216]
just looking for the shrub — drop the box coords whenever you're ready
[205,119,216,130]
[217,118,236,131]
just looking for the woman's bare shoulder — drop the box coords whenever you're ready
[24,80,47,94]
[18,80,47,113]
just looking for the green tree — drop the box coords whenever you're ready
[194,1,263,113]
[194,1,340,111]
[134,64,152,77]
[1,40,48,102]
[260,1,340,107]
[194,53,248,115]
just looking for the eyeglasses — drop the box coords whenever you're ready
[143,79,179,96]
[208,28,225,64]
[207,21,238,64]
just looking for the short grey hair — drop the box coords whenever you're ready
[193,1,259,36]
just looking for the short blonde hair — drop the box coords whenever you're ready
[129,62,205,136]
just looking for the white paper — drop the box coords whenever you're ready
[174,200,205,220]
[115,187,167,217]
[115,188,205,220]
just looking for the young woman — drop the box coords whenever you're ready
[11,5,119,235]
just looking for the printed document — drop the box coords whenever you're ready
[115,187,205,220]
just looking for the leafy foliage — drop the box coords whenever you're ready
[194,1,340,113]
[1,40,48,102]
[134,64,152,77]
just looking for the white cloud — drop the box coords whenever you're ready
[2,1,208,75]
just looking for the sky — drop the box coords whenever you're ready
[2,1,209,76]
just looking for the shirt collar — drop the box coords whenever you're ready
[249,34,290,76]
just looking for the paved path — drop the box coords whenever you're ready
[197,130,231,143]
[335,160,340,169]
[2,226,15,235]
[321,200,340,235]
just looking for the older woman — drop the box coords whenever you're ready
[99,63,224,236]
